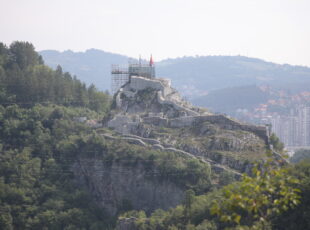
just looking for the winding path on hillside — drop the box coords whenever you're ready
[100,133,242,177]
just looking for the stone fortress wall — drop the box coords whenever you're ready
[107,75,269,144]
[129,76,172,97]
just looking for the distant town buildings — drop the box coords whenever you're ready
[233,88,310,150]
[268,106,310,147]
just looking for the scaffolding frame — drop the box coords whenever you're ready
[111,63,155,95]
[111,65,129,95]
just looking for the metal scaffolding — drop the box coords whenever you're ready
[111,59,155,95]
[111,65,129,95]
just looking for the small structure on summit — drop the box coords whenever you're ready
[111,55,155,95]
[107,55,212,134]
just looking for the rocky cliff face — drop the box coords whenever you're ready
[69,75,272,223]
[98,76,274,230]
[72,156,185,216]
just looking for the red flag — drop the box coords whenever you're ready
[150,55,154,66]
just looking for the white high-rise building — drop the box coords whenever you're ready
[299,106,310,146]
[269,106,310,147]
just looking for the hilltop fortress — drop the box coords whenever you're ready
[103,57,273,176]
[108,75,268,142]
[107,58,269,144]
[91,58,279,216]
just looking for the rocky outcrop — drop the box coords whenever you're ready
[107,75,268,143]
[169,115,269,144]
[101,133,242,177]
[112,76,206,118]
[72,158,185,216]
[104,75,271,177]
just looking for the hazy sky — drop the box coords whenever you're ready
[1,0,310,66]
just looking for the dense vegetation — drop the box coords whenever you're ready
[0,104,112,229]
[1,41,309,230]
[124,161,309,230]
[0,42,112,229]
[0,42,110,113]
[0,42,213,229]
[0,103,215,230]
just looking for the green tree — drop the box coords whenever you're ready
[9,41,40,70]
[184,189,195,222]
[273,161,310,230]
[269,133,284,153]
[290,149,310,163]
[210,161,300,229]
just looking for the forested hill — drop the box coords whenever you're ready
[1,42,310,230]
[0,42,110,113]
[40,49,310,98]
[0,42,113,229]
[156,56,310,97]
[0,41,225,230]
[192,85,269,114]
[0,41,218,229]
[40,49,130,92]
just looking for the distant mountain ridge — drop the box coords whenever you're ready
[40,49,310,98]
[157,56,310,97]
[40,49,131,92]
[192,85,270,114]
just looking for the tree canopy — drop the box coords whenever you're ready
[0,41,110,113]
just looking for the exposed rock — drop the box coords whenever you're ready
[116,218,137,230]
[62,74,279,229]
[72,158,185,216]
[106,75,268,147]
[103,71,269,175]
[143,116,168,127]
[100,132,242,177]
[110,76,206,118]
